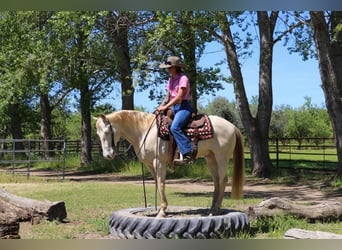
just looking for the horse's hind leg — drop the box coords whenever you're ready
[205,151,228,215]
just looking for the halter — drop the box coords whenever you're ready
[108,122,117,154]
[105,119,134,158]
[101,117,117,155]
[103,112,158,158]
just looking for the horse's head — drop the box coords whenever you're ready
[95,114,117,160]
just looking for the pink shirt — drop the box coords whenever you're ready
[166,73,191,101]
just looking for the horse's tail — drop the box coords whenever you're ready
[231,126,245,199]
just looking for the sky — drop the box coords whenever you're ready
[129,41,325,113]
[100,27,325,113]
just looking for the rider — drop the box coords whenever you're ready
[157,56,193,163]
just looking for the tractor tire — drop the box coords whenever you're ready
[108,206,249,239]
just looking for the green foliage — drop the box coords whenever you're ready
[249,215,309,238]
[77,156,133,174]
[132,11,224,104]
[270,104,291,138]
[202,97,242,128]
[270,96,333,140]
[64,113,81,140]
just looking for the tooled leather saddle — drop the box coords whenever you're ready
[155,110,214,171]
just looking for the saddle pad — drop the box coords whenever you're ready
[156,113,214,141]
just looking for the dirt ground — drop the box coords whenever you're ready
[27,169,342,203]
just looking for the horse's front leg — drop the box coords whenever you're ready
[154,159,168,218]
[206,151,223,216]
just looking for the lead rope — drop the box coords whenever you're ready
[154,125,160,211]
[141,162,147,208]
[135,112,159,209]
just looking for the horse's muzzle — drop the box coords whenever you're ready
[104,152,115,160]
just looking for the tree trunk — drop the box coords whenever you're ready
[246,197,342,222]
[7,103,25,153]
[310,11,342,177]
[217,11,277,178]
[107,12,134,110]
[40,92,54,159]
[117,28,134,110]
[80,83,92,165]
[0,187,67,239]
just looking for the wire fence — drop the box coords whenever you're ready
[0,137,339,179]
[0,138,134,180]
[244,137,338,172]
[0,139,67,180]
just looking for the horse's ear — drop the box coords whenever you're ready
[93,114,107,122]
[99,114,111,125]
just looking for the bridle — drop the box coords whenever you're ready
[103,114,158,160]
[101,117,117,155]
[107,122,117,154]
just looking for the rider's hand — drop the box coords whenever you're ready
[157,105,168,112]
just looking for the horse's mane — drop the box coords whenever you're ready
[106,110,155,131]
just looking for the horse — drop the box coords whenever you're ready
[95,110,245,218]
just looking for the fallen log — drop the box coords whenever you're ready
[0,187,67,223]
[0,199,20,239]
[0,187,67,239]
[284,228,342,239]
[246,197,342,221]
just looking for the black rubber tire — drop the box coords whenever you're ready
[108,206,249,239]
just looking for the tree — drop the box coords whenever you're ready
[310,11,342,176]
[204,97,242,129]
[23,11,73,159]
[132,11,224,110]
[285,107,313,148]
[270,104,291,139]
[0,11,74,159]
[49,11,116,165]
[0,11,37,151]
[104,11,134,110]
[206,11,278,177]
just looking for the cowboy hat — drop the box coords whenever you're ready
[159,56,186,68]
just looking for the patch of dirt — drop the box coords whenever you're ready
[18,169,341,203]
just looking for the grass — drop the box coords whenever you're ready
[1,154,342,239]
[3,174,341,239]
[1,170,341,239]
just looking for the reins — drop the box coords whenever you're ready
[138,113,159,209]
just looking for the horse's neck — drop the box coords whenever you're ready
[111,111,154,147]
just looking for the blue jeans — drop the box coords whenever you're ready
[170,101,193,155]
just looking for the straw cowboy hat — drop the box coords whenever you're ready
[159,56,186,69]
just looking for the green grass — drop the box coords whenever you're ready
[1,167,341,239]
[3,177,342,239]
[1,152,342,239]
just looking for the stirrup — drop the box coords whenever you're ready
[173,153,193,165]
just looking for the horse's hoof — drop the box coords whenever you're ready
[156,210,166,218]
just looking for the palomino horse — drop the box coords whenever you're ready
[95,110,244,218]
